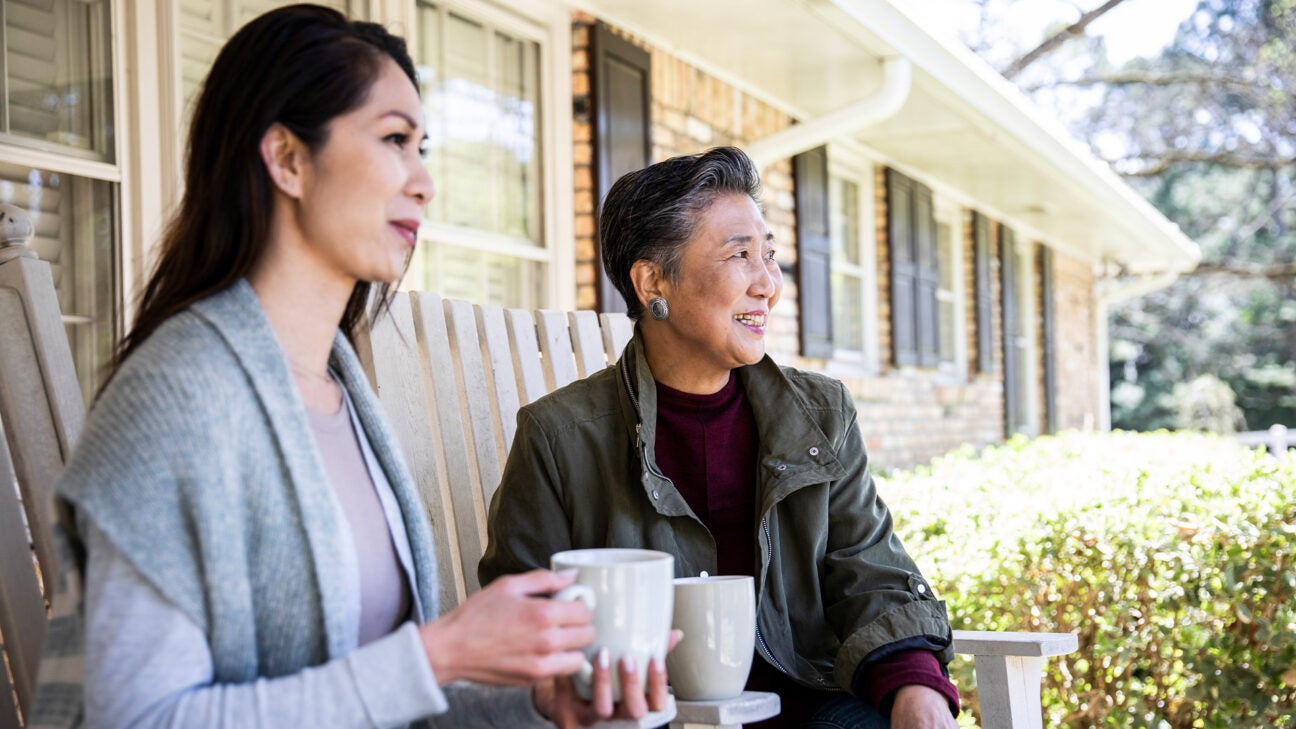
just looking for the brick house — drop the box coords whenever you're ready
[0,0,1198,469]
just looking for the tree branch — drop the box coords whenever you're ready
[1186,261,1296,280]
[1002,0,1132,80]
[1109,153,1296,177]
[1021,72,1268,92]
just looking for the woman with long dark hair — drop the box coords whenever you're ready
[43,5,663,727]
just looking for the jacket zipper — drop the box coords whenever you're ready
[754,516,789,675]
[620,360,643,447]
[625,358,791,677]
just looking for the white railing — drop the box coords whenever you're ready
[1236,424,1293,460]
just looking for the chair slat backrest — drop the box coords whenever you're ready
[475,304,522,452]
[442,299,500,529]
[600,312,634,364]
[0,221,87,726]
[361,294,633,613]
[355,294,465,611]
[1,431,42,725]
[568,310,606,380]
[535,309,579,391]
[504,309,547,407]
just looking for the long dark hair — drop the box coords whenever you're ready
[113,4,418,372]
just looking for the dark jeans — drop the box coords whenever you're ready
[802,694,891,729]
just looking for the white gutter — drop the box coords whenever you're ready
[1093,268,1188,431]
[746,57,912,170]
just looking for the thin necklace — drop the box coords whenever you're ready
[288,358,335,385]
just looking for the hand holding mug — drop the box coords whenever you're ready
[533,629,682,729]
[417,569,595,686]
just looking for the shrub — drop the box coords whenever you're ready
[878,431,1296,729]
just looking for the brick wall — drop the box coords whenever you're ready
[571,15,1097,469]
[1050,251,1098,431]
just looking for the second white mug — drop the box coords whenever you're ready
[667,575,756,701]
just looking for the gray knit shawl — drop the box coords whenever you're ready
[57,280,439,681]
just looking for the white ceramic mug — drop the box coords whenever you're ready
[550,548,675,701]
[666,575,756,701]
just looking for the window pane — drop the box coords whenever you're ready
[0,162,117,402]
[831,271,863,353]
[829,177,859,265]
[420,242,546,309]
[2,0,115,159]
[418,4,542,243]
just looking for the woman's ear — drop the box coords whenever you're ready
[630,259,669,312]
[259,123,307,199]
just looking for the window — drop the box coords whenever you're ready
[178,1,362,124]
[414,1,550,308]
[886,168,938,368]
[827,164,879,369]
[0,0,118,401]
[1,0,115,162]
[1001,226,1038,436]
[934,199,966,376]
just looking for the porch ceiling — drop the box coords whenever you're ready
[574,0,1201,274]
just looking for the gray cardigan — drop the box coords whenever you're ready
[45,281,547,728]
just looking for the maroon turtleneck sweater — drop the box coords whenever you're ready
[653,372,958,726]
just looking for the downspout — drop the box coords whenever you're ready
[746,56,912,169]
[1093,267,1184,431]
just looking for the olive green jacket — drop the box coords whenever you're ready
[479,330,954,693]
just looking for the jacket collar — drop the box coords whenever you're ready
[615,326,847,515]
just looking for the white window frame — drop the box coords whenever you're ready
[404,0,573,309]
[825,148,879,374]
[933,195,967,381]
[1014,236,1041,436]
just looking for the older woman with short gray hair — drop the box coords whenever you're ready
[482,147,959,729]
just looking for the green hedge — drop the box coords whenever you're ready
[877,432,1296,729]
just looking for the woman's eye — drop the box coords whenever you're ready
[764,250,777,262]
[385,133,409,148]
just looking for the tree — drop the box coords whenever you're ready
[961,0,1296,432]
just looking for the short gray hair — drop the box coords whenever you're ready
[599,147,762,320]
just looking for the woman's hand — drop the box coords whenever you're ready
[890,685,958,729]
[418,569,595,686]
[533,629,681,729]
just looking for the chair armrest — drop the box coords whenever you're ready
[953,629,1079,657]
[952,630,1078,729]
[669,690,781,729]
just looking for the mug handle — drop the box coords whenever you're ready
[552,583,597,689]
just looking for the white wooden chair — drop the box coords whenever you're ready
[0,205,87,729]
[356,290,1079,729]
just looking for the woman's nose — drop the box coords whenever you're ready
[408,159,435,205]
[750,260,779,298]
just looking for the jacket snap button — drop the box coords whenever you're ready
[809,446,820,456]
[917,583,927,594]
[777,464,787,471]
[651,490,659,499]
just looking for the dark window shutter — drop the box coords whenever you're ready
[1039,246,1057,434]
[1000,225,1024,437]
[914,184,939,367]
[887,169,916,366]
[794,146,833,358]
[973,212,994,373]
[592,23,651,314]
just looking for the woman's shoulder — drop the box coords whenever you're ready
[517,365,622,431]
[771,362,852,409]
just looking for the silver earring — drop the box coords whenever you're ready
[648,297,670,321]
